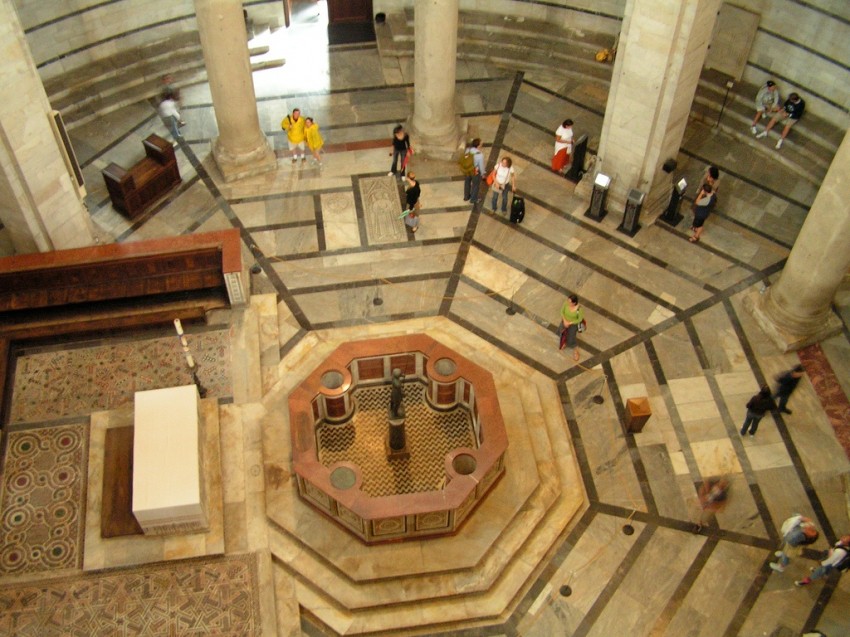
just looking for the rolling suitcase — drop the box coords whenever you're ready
[510,196,525,223]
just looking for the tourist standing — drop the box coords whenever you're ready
[559,294,584,362]
[462,138,486,204]
[490,157,517,214]
[552,119,574,173]
[689,183,716,243]
[402,173,421,233]
[281,108,307,163]
[389,125,413,178]
[158,92,183,142]
[740,385,776,436]
[304,117,324,166]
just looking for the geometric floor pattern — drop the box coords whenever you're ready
[8,330,232,424]
[0,423,88,577]
[316,382,476,497]
[0,553,259,636]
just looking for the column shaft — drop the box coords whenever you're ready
[746,127,850,351]
[595,0,722,213]
[409,0,463,158]
[0,0,93,253]
[194,0,276,181]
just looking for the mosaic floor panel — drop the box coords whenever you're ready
[317,383,476,497]
[0,423,88,576]
[0,553,260,636]
[9,330,232,424]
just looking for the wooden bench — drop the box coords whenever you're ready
[102,134,181,219]
[0,229,245,425]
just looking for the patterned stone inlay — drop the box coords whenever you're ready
[0,554,260,636]
[0,423,88,575]
[9,331,232,424]
[316,383,476,497]
[359,175,407,244]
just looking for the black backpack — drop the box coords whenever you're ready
[835,544,850,571]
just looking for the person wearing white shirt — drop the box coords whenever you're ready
[158,92,182,141]
[552,119,573,173]
[490,157,517,214]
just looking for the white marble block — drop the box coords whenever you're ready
[133,384,208,535]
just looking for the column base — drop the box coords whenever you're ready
[743,289,843,352]
[212,136,277,182]
[408,117,467,160]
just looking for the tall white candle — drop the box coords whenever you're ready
[174,318,184,336]
[186,354,195,368]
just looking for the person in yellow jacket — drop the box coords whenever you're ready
[304,117,324,166]
[281,108,307,163]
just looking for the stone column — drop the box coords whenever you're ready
[745,128,850,352]
[194,0,276,181]
[408,0,464,158]
[0,0,93,253]
[592,0,722,213]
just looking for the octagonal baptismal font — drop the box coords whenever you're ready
[288,334,508,543]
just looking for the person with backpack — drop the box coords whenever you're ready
[460,138,485,204]
[770,514,819,572]
[795,535,850,586]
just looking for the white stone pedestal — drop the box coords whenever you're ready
[133,384,208,535]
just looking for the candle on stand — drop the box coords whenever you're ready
[186,354,195,368]
[180,335,189,349]
[174,318,184,336]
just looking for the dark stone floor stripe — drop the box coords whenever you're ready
[723,298,837,544]
[602,360,658,515]
[482,203,683,313]
[230,186,353,205]
[179,142,311,330]
[267,236,460,262]
[78,110,159,169]
[458,274,602,356]
[505,507,599,633]
[560,383,599,502]
[522,79,607,118]
[649,536,719,635]
[313,194,326,252]
[447,311,559,380]
[571,523,655,637]
[679,148,812,211]
[685,315,780,541]
[349,175,369,247]
[440,71,525,317]
[593,501,775,549]
[278,327,308,361]
[802,579,838,634]
[291,271,451,296]
[469,236,642,334]
[311,310,440,332]
[243,219,317,233]
[721,560,773,637]
[558,260,786,383]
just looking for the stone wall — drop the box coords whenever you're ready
[12,0,850,127]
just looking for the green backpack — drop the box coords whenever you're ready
[458,150,476,176]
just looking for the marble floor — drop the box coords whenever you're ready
[1,2,850,636]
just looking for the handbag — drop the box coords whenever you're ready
[577,318,587,333]
[486,170,495,186]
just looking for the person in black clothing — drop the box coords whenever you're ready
[689,183,716,243]
[774,364,805,414]
[740,385,777,436]
[388,125,413,178]
[403,173,421,232]
[757,92,805,150]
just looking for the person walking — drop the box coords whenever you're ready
[402,172,421,232]
[158,91,183,142]
[750,80,781,134]
[490,157,517,214]
[461,138,485,204]
[795,535,850,586]
[559,294,584,362]
[304,117,324,166]
[740,385,776,436]
[552,119,574,173]
[389,125,412,178]
[774,364,805,414]
[693,477,730,533]
[756,92,805,149]
[770,514,819,573]
[281,108,307,163]
[689,183,716,243]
